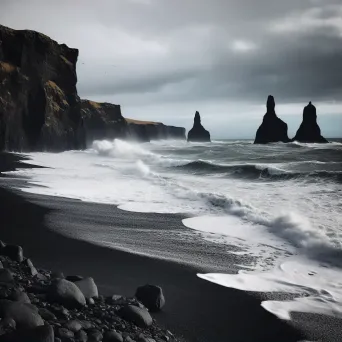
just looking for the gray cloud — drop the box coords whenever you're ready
[1,0,341,137]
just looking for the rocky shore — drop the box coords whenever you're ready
[0,241,177,342]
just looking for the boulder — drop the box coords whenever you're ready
[292,102,328,143]
[103,331,123,342]
[38,308,57,321]
[51,271,65,279]
[66,275,83,282]
[135,284,165,312]
[23,259,38,276]
[0,245,23,262]
[74,277,98,299]
[88,329,103,342]
[254,95,290,144]
[48,279,86,308]
[119,305,153,328]
[138,336,156,342]
[0,300,43,329]
[0,324,54,342]
[10,289,31,303]
[187,111,211,142]
[65,319,82,332]
[0,270,14,283]
[57,327,74,339]
[75,330,88,342]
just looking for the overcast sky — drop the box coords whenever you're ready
[1,0,341,138]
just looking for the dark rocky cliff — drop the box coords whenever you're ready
[126,119,186,142]
[254,95,290,144]
[187,111,210,142]
[292,102,328,143]
[0,24,84,151]
[81,101,186,145]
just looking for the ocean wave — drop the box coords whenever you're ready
[175,160,342,182]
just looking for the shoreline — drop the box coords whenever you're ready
[0,152,309,341]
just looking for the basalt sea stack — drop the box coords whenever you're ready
[187,111,210,142]
[292,102,328,143]
[254,95,290,144]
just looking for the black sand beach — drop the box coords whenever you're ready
[1,152,340,342]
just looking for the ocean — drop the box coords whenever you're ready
[5,138,342,322]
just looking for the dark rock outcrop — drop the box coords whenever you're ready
[187,111,210,142]
[135,284,165,312]
[0,24,85,151]
[292,102,328,143]
[254,95,290,144]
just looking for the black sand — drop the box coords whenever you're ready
[0,152,335,342]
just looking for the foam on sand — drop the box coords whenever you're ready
[183,215,342,320]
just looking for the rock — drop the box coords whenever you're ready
[10,289,31,303]
[292,102,328,143]
[187,111,211,142]
[65,320,82,333]
[0,261,3,269]
[135,285,165,312]
[104,331,123,342]
[0,270,14,283]
[36,273,48,281]
[57,327,74,339]
[119,305,153,328]
[0,317,16,329]
[254,95,290,144]
[48,279,86,308]
[74,277,98,299]
[0,245,23,262]
[75,330,88,342]
[0,241,6,249]
[137,336,156,342]
[88,329,103,342]
[0,324,54,342]
[80,320,93,330]
[87,297,95,305]
[0,300,44,329]
[39,308,57,321]
[51,271,65,279]
[66,275,83,282]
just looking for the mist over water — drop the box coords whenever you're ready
[5,138,342,321]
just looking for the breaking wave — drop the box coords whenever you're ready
[175,160,342,182]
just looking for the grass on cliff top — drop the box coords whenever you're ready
[0,62,16,73]
[125,118,160,125]
[88,101,102,109]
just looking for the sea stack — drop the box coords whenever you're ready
[187,111,211,142]
[292,102,328,143]
[254,95,290,144]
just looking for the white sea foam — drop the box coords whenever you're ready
[4,138,342,321]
